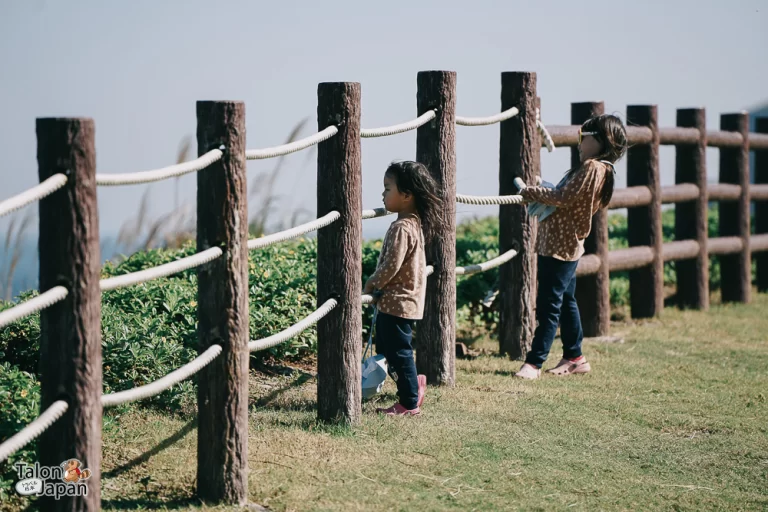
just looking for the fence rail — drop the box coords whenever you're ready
[0,70,767,511]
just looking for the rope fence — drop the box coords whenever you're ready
[362,208,393,219]
[95,149,223,186]
[455,247,519,275]
[361,110,436,138]
[247,211,340,250]
[101,345,223,407]
[248,298,338,352]
[99,247,224,291]
[537,108,555,152]
[246,126,338,160]
[456,106,519,126]
[3,72,767,507]
[0,400,68,464]
[0,174,68,218]
[456,193,525,205]
[0,286,68,329]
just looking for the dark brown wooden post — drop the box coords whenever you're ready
[675,108,709,310]
[498,72,539,359]
[37,118,102,512]
[415,71,457,386]
[572,102,610,336]
[196,101,249,505]
[756,118,768,293]
[627,105,663,318]
[719,112,751,303]
[317,82,363,421]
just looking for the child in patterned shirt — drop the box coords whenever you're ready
[515,114,628,379]
[363,160,441,416]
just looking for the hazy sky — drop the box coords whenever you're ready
[1,0,767,247]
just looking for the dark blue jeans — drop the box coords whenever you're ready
[375,312,419,410]
[525,255,584,368]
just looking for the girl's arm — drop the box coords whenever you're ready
[520,160,601,207]
[364,225,410,292]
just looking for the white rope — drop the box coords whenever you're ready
[0,400,69,463]
[96,149,223,186]
[0,174,68,218]
[249,298,338,352]
[247,212,340,250]
[456,107,519,127]
[361,111,436,138]
[0,286,69,329]
[362,208,394,220]
[100,247,223,291]
[246,126,338,160]
[536,108,555,153]
[456,193,525,206]
[455,247,519,276]
[102,345,222,407]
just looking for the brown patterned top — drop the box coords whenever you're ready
[520,159,611,261]
[365,214,426,320]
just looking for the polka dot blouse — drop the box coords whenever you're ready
[520,159,612,262]
[364,213,426,320]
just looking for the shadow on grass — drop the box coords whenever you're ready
[103,418,197,479]
[102,496,202,510]
[250,372,315,412]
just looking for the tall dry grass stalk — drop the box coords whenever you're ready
[1,209,35,301]
[112,120,316,259]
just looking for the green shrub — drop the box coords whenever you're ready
[0,363,40,502]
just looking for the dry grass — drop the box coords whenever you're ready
[0,209,35,301]
[55,293,768,511]
[112,120,316,263]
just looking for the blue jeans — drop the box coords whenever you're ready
[375,312,419,410]
[525,255,584,368]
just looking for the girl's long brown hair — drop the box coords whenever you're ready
[566,114,628,208]
[385,160,442,230]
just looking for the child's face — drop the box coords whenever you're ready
[579,133,601,162]
[382,174,410,212]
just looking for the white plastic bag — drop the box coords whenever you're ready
[361,308,388,399]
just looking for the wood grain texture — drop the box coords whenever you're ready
[498,72,539,359]
[316,82,363,421]
[627,105,663,318]
[415,71,457,386]
[196,101,249,505]
[37,117,102,512]
[674,108,709,310]
[718,113,751,303]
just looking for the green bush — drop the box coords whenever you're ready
[0,208,761,487]
[0,363,40,502]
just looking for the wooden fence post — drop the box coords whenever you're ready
[498,71,539,359]
[196,101,249,505]
[719,112,751,303]
[627,105,663,318]
[316,82,363,422]
[572,102,610,336]
[675,108,709,310]
[415,71,457,386]
[756,118,768,293]
[36,118,102,512]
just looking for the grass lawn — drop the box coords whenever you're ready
[7,293,768,511]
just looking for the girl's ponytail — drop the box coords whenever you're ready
[599,166,615,209]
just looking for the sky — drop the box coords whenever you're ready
[1,0,767,294]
